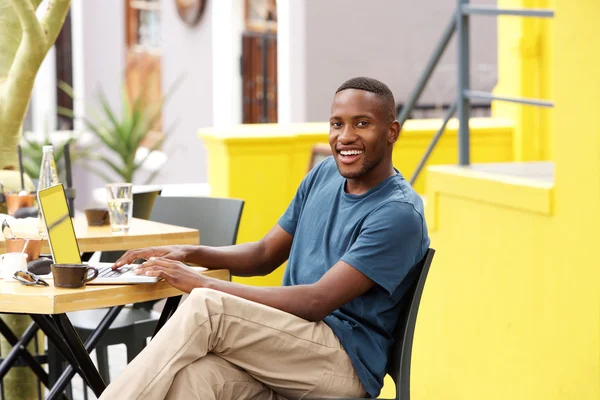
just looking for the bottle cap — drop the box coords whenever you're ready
[42,145,54,153]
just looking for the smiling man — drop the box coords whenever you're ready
[100,77,429,400]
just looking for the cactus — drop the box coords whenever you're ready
[0,0,71,170]
[0,1,71,398]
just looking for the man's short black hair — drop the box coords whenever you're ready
[335,77,396,120]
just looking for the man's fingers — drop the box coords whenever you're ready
[114,249,157,269]
[139,266,175,282]
[141,257,180,268]
[113,250,138,269]
[134,257,174,274]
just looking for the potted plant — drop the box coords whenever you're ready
[0,1,71,397]
[58,79,178,185]
[20,128,80,183]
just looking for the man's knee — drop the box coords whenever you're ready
[188,287,246,312]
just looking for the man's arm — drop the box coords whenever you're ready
[136,257,374,322]
[114,224,293,277]
[183,225,293,276]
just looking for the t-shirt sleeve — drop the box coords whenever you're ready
[340,201,425,295]
[278,183,305,236]
[278,158,328,236]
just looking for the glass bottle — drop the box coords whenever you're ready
[38,145,60,236]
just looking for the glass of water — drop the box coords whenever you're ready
[106,183,133,233]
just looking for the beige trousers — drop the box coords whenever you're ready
[98,288,366,400]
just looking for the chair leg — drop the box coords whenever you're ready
[126,337,147,364]
[95,346,110,384]
[47,343,62,387]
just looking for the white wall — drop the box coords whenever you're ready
[279,0,498,122]
[277,0,307,124]
[211,0,244,128]
[69,0,215,206]
[154,0,214,184]
[71,0,125,207]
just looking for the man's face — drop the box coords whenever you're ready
[329,89,393,180]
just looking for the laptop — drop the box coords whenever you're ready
[37,183,159,284]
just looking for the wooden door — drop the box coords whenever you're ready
[242,0,278,124]
[242,32,277,123]
[125,0,162,147]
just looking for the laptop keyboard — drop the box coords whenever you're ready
[97,265,134,278]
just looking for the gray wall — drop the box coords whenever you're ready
[155,0,213,185]
[303,0,498,121]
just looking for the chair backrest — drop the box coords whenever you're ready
[149,196,245,246]
[388,248,435,400]
[308,143,333,172]
[132,189,162,220]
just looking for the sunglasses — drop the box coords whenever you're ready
[13,270,49,287]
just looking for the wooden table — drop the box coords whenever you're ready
[0,217,224,399]
[0,217,200,254]
[0,268,230,400]
[0,268,229,315]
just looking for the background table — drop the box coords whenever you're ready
[0,217,200,254]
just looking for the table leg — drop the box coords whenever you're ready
[44,306,123,400]
[52,314,106,397]
[152,295,182,339]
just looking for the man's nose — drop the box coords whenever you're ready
[338,125,357,143]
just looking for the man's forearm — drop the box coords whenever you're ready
[204,278,324,322]
[182,242,277,277]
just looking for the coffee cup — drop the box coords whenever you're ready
[0,252,28,280]
[51,264,98,288]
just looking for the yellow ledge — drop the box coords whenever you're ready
[199,118,514,143]
[426,162,554,232]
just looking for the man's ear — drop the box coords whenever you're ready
[388,120,401,144]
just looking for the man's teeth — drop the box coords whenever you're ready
[340,150,363,156]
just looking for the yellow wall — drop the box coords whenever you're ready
[418,1,600,398]
[199,118,514,287]
[493,0,554,161]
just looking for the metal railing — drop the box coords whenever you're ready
[400,0,554,185]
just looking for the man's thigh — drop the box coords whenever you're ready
[187,288,365,399]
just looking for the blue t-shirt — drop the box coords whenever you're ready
[278,156,430,398]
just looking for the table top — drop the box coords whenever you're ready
[0,217,200,254]
[0,268,230,314]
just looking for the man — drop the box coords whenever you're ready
[100,77,430,399]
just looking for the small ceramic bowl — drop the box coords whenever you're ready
[84,208,110,226]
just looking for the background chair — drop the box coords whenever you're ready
[322,248,435,400]
[48,195,245,395]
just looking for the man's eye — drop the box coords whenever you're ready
[331,122,342,128]
[357,121,369,127]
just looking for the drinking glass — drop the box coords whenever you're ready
[106,183,133,233]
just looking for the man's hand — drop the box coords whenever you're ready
[134,257,207,293]
[112,246,189,269]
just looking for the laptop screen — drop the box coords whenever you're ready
[38,184,82,264]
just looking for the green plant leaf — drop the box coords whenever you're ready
[57,106,74,119]
[81,162,116,184]
[84,153,127,181]
[97,88,127,144]
[57,80,75,99]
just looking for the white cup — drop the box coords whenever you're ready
[0,252,28,281]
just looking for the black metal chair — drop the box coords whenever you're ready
[323,248,436,400]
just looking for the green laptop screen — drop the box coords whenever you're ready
[38,184,82,264]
